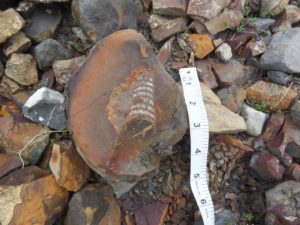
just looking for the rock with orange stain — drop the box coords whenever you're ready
[0,100,50,164]
[0,175,69,225]
[188,34,214,59]
[246,81,298,111]
[72,0,137,42]
[65,184,121,225]
[67,29,187,196]
[49,140,90,192]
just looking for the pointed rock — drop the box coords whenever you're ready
[65,184,121,225]
[50,140,90,192]
[68,29,187,196]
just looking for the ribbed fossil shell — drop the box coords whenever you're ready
[67,29,187,195]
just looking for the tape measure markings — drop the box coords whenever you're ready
[179,67,215,225]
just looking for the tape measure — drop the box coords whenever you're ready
[179,67,215,225]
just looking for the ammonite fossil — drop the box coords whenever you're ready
[67,29,187,195]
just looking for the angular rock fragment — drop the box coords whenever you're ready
[23,87,67,130]
[254,18,276,30]
[33,38,71,70]
[157,37,174,65]
[201,83,247,133]
[0,153,29,178]
[3,32,31,57]
[286,164,300,182]
[149,15,187,43]
[261,0,289,16]
[195,59,218,89]
[187,0,231,20]
[134,201,169,225]
[248,40,267,56]
[65,184,121,225]
[24,8,62,42]
[260,28,300,73]
[72,0,137,42]
[0,76,20,99]
[291,101,300,127]
[265,181,300,225]
[0,9,25,44]
[153,0,187,16]
[68,29,187,196]
[267,71,291,86]
[282,116,300,158]
[246,81,298,111]
[214,43,232,62]
[50,140,90,191]
[188,34,214,59]
[0,175,69,225]
[263,112,285,140]
[217,86,245,113]
[241,104,269,136]
[5,53,38,86]
[0,101,50,164]
[250,151,285,181]
[204,8,243,35]
[53,55,86,86]
[213,59,260,87]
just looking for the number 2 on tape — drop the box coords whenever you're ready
[179,67,215,225]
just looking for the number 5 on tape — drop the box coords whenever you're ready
[179,67,215,225]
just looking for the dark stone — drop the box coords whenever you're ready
[22,87,67,130]
[267,71,292,86]
[24,8,62,43]
[72,0,137,42]
[291,101,300,127]
[33,38,71,70]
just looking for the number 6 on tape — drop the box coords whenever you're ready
[179,67,215,225]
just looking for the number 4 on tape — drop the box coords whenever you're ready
[179,67,215,225]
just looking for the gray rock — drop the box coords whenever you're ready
[265,181,300,225]
[267,70,292,85]
[22,87,67,130]
[260,28,300,73]
[24,8,62,43]
[216,209,238,225]
[214,43,232,63]
[72,0,137,42]
[33,39,71,70]
[255,18,276,30]
[241,104,269,136]
[291,101,300,127]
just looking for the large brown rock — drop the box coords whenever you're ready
[246,81,298,111]
[49,140,90,192]
[0,175,69,225]
[0,153,29,178]
[72,0,137,42]
[68,29,187,196]
[65,184,121,225]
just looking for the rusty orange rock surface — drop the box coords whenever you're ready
[188,34,214,59]
[67,29,187,195]
[246,81,298,111]
[0,175,69,225]
[50,140,90,192]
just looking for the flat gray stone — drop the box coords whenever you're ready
[260,28,300,73]
[267,70,292,85]
[22,87,67,130]
[255,18,276,30]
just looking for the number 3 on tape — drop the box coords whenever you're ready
[179,68,215,225]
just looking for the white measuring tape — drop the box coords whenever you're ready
[179,67,215,225]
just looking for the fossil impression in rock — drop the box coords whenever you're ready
[67,29,187,196]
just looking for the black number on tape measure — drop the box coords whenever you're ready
[195,148,201,154]
[201,199,207,204]
[185,82,192,85]
[194,173,200,178]
[189,101,196,105]
[193,123,200,128]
